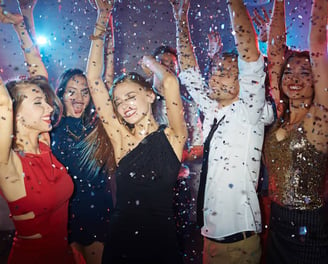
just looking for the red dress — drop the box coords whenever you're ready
[2,142,75,264]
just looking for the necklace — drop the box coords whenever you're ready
[66,124,86,140]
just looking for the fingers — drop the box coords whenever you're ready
[208,31,221,44]
[139,56,153,77]
[88,0,97,9]
[253,9,265,24]
[252,15,261,28]
[208,31,218,41]
[90,0,114,12]
[168,0,181,15]
[0,8,12,24]
[262,7,270,22]
[169,0,189,16]
[17,0,37,10]
[182,0,190,12]
[0,8,23,25]
[207,31,222,59]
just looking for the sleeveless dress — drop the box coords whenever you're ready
[2,142,75,264]
[264,122,328,264]
[102,126,183,264]
[51,116,113,245]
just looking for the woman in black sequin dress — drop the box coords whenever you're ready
[86,3,187,260]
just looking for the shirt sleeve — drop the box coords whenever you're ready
[238,55,273,125]
[179,67,216,115]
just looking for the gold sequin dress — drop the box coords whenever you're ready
[264,121,328,263]
[264,122,327,210]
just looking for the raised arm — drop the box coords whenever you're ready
[267,0,286,111]
[169,0,198,71]
[0,4,47,78]
[17,0,37,41]
[86,0,121,141]
[103,14,115,89]
[309,0,327,108]
[228,0,260,62]
[309,0,328,153]
[252,7,270,43]
[141,55,187,142]
[89,0,115,88]
[0,77,13,165]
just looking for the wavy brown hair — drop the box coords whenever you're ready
[6,76,62,149]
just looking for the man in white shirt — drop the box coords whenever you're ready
[169,0,274,263]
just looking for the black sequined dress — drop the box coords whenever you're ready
[102,126,182,264]
[51,116,113,245]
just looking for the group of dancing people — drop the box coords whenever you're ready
[0,0,327,263]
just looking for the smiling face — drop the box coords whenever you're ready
[63,75,90,118]
[208,55,239,103]
[113,80,155,125]
[16,84,54,132]
[281,55,314,101]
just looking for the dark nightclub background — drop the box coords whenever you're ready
[0,0,312,88]
[0,0,315,262]
[0,0,314,250]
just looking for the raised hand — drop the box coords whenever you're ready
[17,0,37,10]
[0,7,23,25]
[207,31,222,60]
[140,55,154,78]
[89,0,113,12]
[252,8,270,42]
[168,0,190,20]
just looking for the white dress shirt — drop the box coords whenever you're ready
[179,56,274,239]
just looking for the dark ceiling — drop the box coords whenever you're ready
[0,0,312,87]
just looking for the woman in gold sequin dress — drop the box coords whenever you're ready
[263,0,328,263]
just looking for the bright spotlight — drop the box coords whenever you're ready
[36,36,49,46]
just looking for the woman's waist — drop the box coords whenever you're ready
[269,191,325,210]
[113,207,174,217]
[111,208,175,226]
[12,233,70,249]
[269,201,328,236]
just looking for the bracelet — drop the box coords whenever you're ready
[89,34,105,40]
[95,22,107,31]
[89,22,108,40]
[95,25,106,32]
[105,49,114,55]
[21,44,35,53]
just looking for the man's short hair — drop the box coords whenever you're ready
[152,45,178,60]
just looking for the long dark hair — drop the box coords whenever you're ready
[55,68,94,125]
[56,68,115,174]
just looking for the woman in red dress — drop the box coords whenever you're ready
[0,4,75,264]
